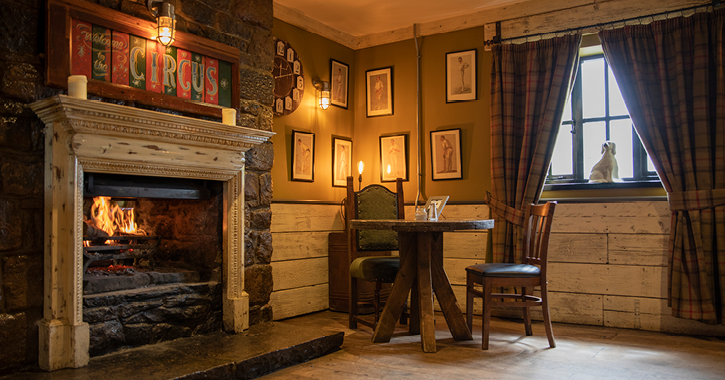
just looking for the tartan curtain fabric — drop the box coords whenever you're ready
[599,9,725,324]
[488,35,581,263]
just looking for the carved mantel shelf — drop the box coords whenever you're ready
[30,95,274,371]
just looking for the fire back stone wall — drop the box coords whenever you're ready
[0,0,274,374]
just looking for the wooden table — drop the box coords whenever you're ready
[349,218,494,352]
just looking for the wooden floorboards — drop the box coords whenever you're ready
[263,310,725,380]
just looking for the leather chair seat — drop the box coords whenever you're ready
[350,256,400,282]
[466,263,540,278]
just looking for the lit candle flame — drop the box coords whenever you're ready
[358,161,364,175]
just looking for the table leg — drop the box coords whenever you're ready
[430,232,473,341]
[401,232,420,335]
[417,232,436,353]
[371,234,417,343]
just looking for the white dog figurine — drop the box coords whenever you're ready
[589,141,619,183]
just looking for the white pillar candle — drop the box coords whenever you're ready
[222,108,236,126]
[68,75,87,99]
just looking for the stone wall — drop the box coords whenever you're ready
[0,0,274,374]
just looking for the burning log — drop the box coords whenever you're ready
[84,220,109,239]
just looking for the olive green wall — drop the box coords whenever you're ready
[271,20,356,202]
[273,21,493,203]
[352,27,492,205]
[271,21,663,203]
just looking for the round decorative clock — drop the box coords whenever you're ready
[272,37,304,116]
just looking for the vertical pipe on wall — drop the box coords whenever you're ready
[414,24,422,211]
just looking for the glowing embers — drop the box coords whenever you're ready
[86,264,136,276]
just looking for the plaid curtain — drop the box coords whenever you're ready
[488,35,581,263]
[599,9,725,324]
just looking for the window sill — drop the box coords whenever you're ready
[541,180,666,203]
[543,180,663,191]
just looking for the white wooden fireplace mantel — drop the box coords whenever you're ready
[30,95,274,371]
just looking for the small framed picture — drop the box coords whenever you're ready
[330,59,349,109]
[446,49,477,103]
[366,67,393,117]
[424,196,449,220]
[292,130,315,182]
[430,128,462,180]
[332,137,352,187]
[379,134,408,182]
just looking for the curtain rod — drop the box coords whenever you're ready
[486,2,718,46]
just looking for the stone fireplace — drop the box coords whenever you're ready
[30,95,274,371]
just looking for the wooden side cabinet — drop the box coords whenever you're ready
[328,232,392,313]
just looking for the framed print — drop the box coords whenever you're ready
[446,49,477,102]
[292,130,315,182]
[330,59,349,109]
[366,67,393,117]
[332,137,352,187]
[430,128,462,180]
[379,134,408,182]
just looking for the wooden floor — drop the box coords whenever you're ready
[264,310,725,380]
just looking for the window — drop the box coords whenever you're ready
[547,53,658,186]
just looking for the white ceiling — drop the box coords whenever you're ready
[273,0,525,37]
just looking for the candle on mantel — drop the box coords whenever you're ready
[222,108,236,126]
[68,75,87,99]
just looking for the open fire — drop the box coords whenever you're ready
[83,196,158,274]
[85,196,146,241]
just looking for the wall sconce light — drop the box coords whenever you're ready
[357,161,364,190]
[312,78,330,110]
[148,0,176,47]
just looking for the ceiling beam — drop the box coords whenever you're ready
[275,0,713,50]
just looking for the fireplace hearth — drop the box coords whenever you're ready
[31,95,274,370]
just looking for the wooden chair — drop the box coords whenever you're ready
[465,201,557,349]
[346,176,405,330]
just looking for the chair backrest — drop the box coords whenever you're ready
[521,201,556,270]
[346,176,404,252]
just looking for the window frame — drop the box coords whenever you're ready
[545,53,659,189]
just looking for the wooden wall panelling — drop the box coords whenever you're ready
[270,201,725,336]
[272,231,331,262]
[270,203,344,233]
[608,234,669,266]
[270,284,329,321]
[443,232,488,260]
[548,263,666,298]
[552,202,671,234]
[271,203,342,319]
[272,257,329,292]
[549,292,604,325]
[548,233,608,264]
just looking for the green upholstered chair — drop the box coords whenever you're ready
[465,201,557,349]
[346,176,405,330]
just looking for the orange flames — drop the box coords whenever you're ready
[89,196,140,237]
